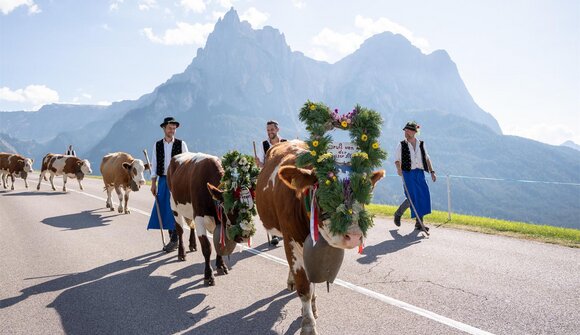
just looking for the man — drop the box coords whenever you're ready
[66,145,76,156]
[148,117,189,252]
[394,121,436,231]
[254,120,286,246]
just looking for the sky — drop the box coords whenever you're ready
[1,0,578,146]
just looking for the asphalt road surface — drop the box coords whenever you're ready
[1,175,579,335]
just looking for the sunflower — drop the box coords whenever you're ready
[361,134,368,141]
[341,120,348,128]
[372,142,379,149]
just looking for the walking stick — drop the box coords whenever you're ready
[401,174,430,236]
[253,141,271,245]
[143,150,166,247]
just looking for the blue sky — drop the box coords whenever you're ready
[1,0,578,145]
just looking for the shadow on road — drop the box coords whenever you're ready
[1,191,66,196]
[357,229,424,265]
[41,209,119,230]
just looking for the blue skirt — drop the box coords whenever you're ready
[402,169,432,218]
[147,176,176,230]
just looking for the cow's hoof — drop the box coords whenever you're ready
[204,277,215,286]
[178,254,186,261]
[52,187,56,191]
[217,266,229,275]
[124,209,131,214]
[189,245,197,252]
[117,208,123,214]
[106,203,110,208]
[80,186,84,190]
[62,188,66,192]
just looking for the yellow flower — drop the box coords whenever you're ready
[372,142,379,149]
[332,176,337,181]
[309,104,316,111]
[361,134,368,142]
[310,150,317,156]
[325,180,331,185]
[312,140,319,147]
[348,209,353,214]
[317,153,332,163]
[341,120,348,128]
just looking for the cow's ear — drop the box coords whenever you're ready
[371,170,385,189]
[77,161,83,166]
[279,166,317,196]
[144,163,150,171]
[17,159,24,164]
[122,162,132,170]
[207,183,224,202]
[30,159,34,163]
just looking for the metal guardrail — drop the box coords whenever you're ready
[383,173,580,221]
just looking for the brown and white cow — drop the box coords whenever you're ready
[37,153,92,192]
[0,152,34,190]
[256,140,384,335]
[100,152,148,214]
[167,152,245,286]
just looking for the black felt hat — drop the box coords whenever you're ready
[160,117,180,128]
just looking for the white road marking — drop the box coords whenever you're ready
[63,184,494,335]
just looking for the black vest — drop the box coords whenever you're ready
[401,140,429,172]
[156,139,183,176]
[262,138,287,157]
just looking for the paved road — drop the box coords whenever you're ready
[1,175,579,335]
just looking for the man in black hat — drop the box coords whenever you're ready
[393,121,436,231]
[147,117,189,252]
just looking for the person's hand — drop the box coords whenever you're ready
[431,172,437,182]
[151,183,157,196]
[397,168,403,177]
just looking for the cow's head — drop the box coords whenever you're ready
[77,159,92,175]
[17,158,34,172]
[279,166,385,250]
[122,159,147,191]
[207,183,247,244]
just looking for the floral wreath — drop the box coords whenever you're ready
[296,101,387,236]
[219,151,260,240]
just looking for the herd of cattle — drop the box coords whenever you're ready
[0,141,385,335]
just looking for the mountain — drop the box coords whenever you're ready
[0,133,41,157]
[561,140,580,151]
[1,8,578,228]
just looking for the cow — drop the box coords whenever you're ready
[100,152,148,214]
[167,152,246,286]
[36,153,92,192]
[256,140,384,335]
[0,152,34,190]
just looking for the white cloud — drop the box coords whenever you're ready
[97,101,112,106]
[0,0,40,15]
[504,123,580,146]
[310,15,430,63]
[138,0,157,11]
[291,0,305,9]
[0,85,59,110]
[240,7,269,28]
[181,0,206,13]
[142,22,213,46]
[214,0,234,9]
[109,0,123,12]
[211,10,226,20]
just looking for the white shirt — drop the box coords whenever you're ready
[394,139,430,170]
[150,138,189,178]
[258,137,284,163]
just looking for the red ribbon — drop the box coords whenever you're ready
[358,240,364,254]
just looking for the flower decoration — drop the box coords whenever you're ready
[220,151,260,240]
[296,101,388,235]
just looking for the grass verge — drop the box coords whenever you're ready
[367,204,580,248]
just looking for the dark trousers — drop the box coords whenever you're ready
[395,199,423,224]
[169,230,178,242]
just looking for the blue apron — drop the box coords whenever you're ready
[403,169,432,218]
[147,176,176,230]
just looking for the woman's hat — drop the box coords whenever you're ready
[160,117,180,128]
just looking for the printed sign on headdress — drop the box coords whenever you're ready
[328,130,357,181]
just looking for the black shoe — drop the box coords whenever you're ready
[415,223,429,232]
[394,215,401,227]
[163,240,178,253]
[270,236,280,246]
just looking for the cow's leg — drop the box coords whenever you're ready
[23,176,28,188]
[2,173,6,189]
[77,178,84,191]
[49,173,56,191]
[216,253,229,275]
[195,215,214,286]
[105,186,114,210]
[123,188,131,214]
[285,239,317,335]
[185,218,197,252]
[115,187,123,213]
[36,171,44,190]
[175,221,186,261]
[9,173,15,190]
[62,175,67,192]
[287,268,296,291]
